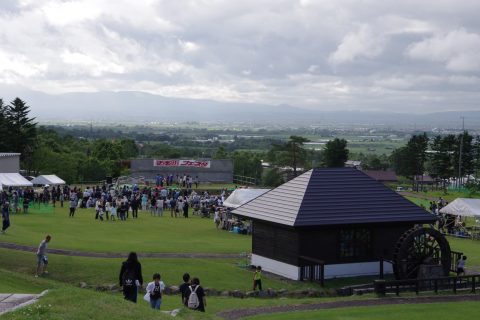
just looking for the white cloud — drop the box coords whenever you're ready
[407,29,480,72]
[178,39,200,53]
[0,0,479,112]
[329,25,386,65]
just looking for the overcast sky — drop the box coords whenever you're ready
[1,0,479,113]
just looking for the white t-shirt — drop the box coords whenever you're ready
[146,281,165,294]
[156,199,164,208]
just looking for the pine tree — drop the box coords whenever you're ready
[323,138,349,168]
[5,98,37,163]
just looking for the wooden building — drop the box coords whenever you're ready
[362,169,398,184]
[233,168,436,280]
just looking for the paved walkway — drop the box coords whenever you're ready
[217,294,480,319]
[0,291,47,316]
[0,242,240,259]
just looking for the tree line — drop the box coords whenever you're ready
[391,132,480,190]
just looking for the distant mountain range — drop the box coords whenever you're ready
[1,88,479,129]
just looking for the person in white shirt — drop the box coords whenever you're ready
[95,199,101,219]
[457,255,467,276]
[35,235,51,277]
[146,273,165,310]
[156,198,164,217]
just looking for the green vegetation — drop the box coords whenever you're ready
[246,301,478,320]
[0,248,318,292]
[0,269,50,293]
[1,194,480,319]
[322,138,349,168]
[0,269,330,320]
[5,207,250,254]
[0,98,37,164]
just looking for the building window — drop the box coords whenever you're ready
[339,228,372,261]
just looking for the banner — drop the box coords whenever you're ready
[153,159,211,168]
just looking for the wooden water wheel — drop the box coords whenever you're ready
[393,227,451,279]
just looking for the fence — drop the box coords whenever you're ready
[233,175,258,186]
[374,274,480,296]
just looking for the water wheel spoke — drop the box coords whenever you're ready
[393,227,451,280]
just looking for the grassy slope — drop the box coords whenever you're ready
[246,302,477,320]
[0,268,352,320]
[0,269,51,293]
[3,206,250,254]
[0,249,321,292]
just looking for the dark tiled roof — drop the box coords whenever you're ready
[233,167,435,227]
[363,169,398,182]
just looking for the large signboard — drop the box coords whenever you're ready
[153,159,211,168]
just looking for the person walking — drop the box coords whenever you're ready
[179,273,190,306]
[119,252,143,303]
[131,196,139,219]
[35,235,51,277]
[146,273,165,310]
[69,195,77,217]
[183,200,189,218]
[253,266,262,291]
[119,201,128,221]
[185,277,206,312]
[1,202,10,234]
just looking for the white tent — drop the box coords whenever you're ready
[223,188,271,209]
[0,173,33,187]
[439,198,480,217]
[31,175,66,186]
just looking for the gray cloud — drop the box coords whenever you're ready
[0,0,479,113]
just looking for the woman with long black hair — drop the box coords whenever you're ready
[119,252,143,303]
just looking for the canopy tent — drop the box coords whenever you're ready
[223,188,270,209]
[439,198,480,217]
[0,173,33,187]
[31,175,66,186]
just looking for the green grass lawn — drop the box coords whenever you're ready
[245,301,478,320]
[0,269,51,294]
[3,206,250,254]
[405,190,479,202]
[0,248,322,292]
[405,196,431,208]
[0,267,345,320]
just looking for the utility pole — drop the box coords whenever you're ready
[458,116,465,188]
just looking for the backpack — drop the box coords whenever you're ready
[187,285,200,309]
[122,266,136,287]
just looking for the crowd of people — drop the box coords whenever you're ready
[429,197,468,235]
[1,181,255,238]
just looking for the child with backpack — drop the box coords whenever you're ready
[186,277,206,312]
[145,273,165,310]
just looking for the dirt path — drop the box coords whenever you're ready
[0,242,240,259]
[217,294,480,320]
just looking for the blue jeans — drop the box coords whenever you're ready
[150,298,161,309]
